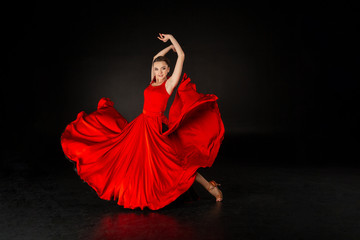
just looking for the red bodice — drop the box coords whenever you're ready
[143,77,170,115]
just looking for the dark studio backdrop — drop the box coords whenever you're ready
[1,1,358,177]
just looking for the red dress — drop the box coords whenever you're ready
[61,73,225,210]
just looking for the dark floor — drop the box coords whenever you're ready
[1,162,360,239]
[1,135,360,240]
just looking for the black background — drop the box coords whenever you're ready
[1,1,359,176]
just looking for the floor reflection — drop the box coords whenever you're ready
[82,200,225,240]
[86,211,196,240]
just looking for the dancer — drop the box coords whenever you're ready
[61,33,225,210]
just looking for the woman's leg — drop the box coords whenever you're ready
[195,172,210,189]
[195,172,223,201]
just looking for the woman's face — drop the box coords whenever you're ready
[153,61,170,82]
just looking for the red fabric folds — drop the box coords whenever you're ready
[61,73,225,210]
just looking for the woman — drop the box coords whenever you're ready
[61,33,225,210]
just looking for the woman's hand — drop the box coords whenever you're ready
[157,33,172,43]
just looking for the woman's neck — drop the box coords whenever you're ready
[153,78,166,85]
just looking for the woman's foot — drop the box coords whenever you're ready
[208,180,223,202]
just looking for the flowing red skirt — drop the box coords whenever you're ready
[61,74,225,210]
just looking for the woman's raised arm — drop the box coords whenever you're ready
[157,33,185,90]
[153,45,173,60]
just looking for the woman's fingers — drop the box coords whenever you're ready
[157,33,168,42]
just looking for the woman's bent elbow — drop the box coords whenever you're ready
[179,52,185,59]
